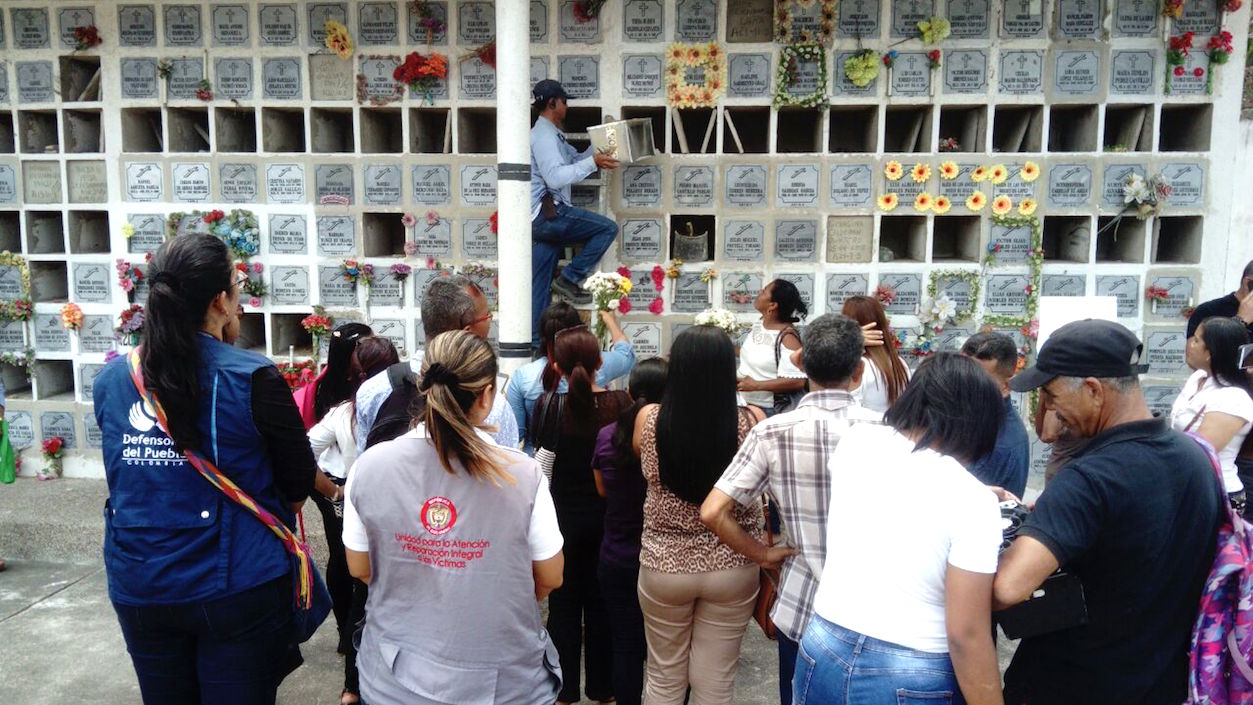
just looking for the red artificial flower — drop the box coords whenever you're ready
[928,50,941,62]
[1193,66,1205,77]
[1174,65,1185,76]
[648,297,664,315]
[618,299,632,314]
[650,265,666,291]
[205,209,226,224]
[489,211,498,234]
[617,266,631,278]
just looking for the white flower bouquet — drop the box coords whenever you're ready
[694,308,742,337]
[584,271,633,344]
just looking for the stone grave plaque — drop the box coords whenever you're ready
[1095,274,1140,317]
[558,56,599,99]
[1110,50,1155,95]
[16,61,53,103]
[1001,0,1044,37]
[0,65,8,105]
[891,170,925,203]
[994,164,1036,202]
[891,53,931,96]
[164,4,203,45]
[777,273,815,310]
[315,165,354,205]
[531,57,549,85]
[73,263,111,303]
[623,0,664,41]
[307,3,347,45]
[724,165,767,209]
[1028,435,1050,483]
[776,165,820,208]
[266,163,306,203]
[412,165,451,205]
[839,0,882,36]
[0,265,20,300]
[723,220,765,261]
[259,3,298,45]
[167,58,205,99]
[0,166,14,204]
[999,51,1043,94]
[371,319,406,353]
[41,412,77,448]
[67,161,108,204]
[933,272,976,313]
[121,58,160,99]
[1040,273,1085,297]
[123,161,162,201]
[622,165,663,208]
[461,219,497,259]
[1170,51,1208,95]
[934,325,974,350]
[132,263,150,303]
[674,166,714,207]
[414,217,452,255]
[1047,163,1092,208]
[60,8,97,50]
[172,162,211,202]
[84,412,103,449]
[457,1,494,43]
[316,215,355,255]
[119,5,158,46]
[829,165,874,209]
[946,0,989,37]
[559,1,600,42]
[1147,275,1195,319]
[1176,0,1219,34]
[622,323,662,358]
[1161,163,1204,207]
[827,217,874,262]
[826,273,869,310]
[880,273,922,314]
[986,274,1032,314]
[891,0,934,37]
[1053,50,1100,96]
[785,53,823,100]
[530,0,549,42]
[408,0,447,43]
[779,0,825,42]
[12,8,49,49]
[6,412,32,450]
[1056,0,1101,37]
[833,50,877,95]
[268,214,307,254]
[672,272,710,313]
[362,165,402,206]
[675,0,717,40]
[22,162,60,204]
[728,54,770,97]
[219,163,258,203]
[624,268,659,310]
[127,214,166,253]
[459,57,496,98]
[775,220,818,261]
[726,0,772,41]
[212,4,250,44]
[1143,384,1182,417]
[944,50,988,93]
[1145,330,1187,377]
[318,265,359,306]
[1101,163,1145,209]
[938,163,979,204]
[459,164,497,207]
[621,219,664,259]
[722,272,762,311]
[309,54,354,100]
[214,58,254,100]
[622,55,663,98]
[371,268,402,302]
[358,56,400,103]
[989,220,1033,264]
[1112,0,1156,35]
[358,2,398,44]
[262,58,302,99]
[34,313,70,351]
[78,363,102,400]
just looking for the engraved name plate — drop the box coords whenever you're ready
[172,162,211,202]
[986,274,1032,314]
[989,220,1033,264]
[622,165,663,208]
[721,272,762,311]
[1001,0,1044,37]
[84,411,102,448]
[939,164,979,204]
[675,0,717,40]
[218,163,258,203]
[359,56,401,102]
[999,51,1043,94]
[363,165,402,206]
[318,265,359,306]
[73,262,111,303]
[408,0,446,44]
[674,166,714,207]
[559,0,600,41]
[775,220,817,260]
[0,266,21,300]
[933,272,976,312]
[1110,50,1155,95]
[1170,51,1208,95]
[728,54,771,97]
[121,58,160,99]
[827,216,874,262]
[212,4,250,44]
[530,0,548,42]
[724,220,765,261]
[672,272,711,312]
[0,166,14,204]
[724,165,767,208]
[892,0,935,37]
[1095,274,1140,317]
[1101,163,1146,209]
[1176,0,1218,34]
[309,54,354,100]
[461,219,497,258]
[726,0,772,41]
[624,0,664,41]
[12,8,50,49]
[1161,163,1204,207]
[559,56,599,99]
[316,215,356,255]
[1147,276,1195,319]
[266,163,306,203]
[459,57,496,98]
[621,219,663,260]
[459,164,498,207]
[371,268,402,302]
[1053,50,1100,96]
[880,273,922,314]
[412,165,451,205]
[315,165,354,204]
[259,3,298,45]
[127,214,166,253]
[829,165,874,209]
[371,319,406,353]
[834,51,877,95]
[79,315,114,352]
[623,55,663,98]
[946,0,989,37]
[119,5,158,46]
[307,3,347,45]
[164,4,203,46]
[414,217,452,255]
[531,58,549,85]
[358,1,398,44]
[1047,164,1093,208]
[785,52,823,100]
[1056,0,1101,37]
[457,0,494,44]
[838,0,882,35]
[622,323,662,357]
[994,164,1037,202]
[41,412,77,449]
[1145,330,1188,376]
[944,50,988,93]
[77,364,102,401]
[167,58,205,99]
[891,53,931,96]
[59,8,94,49]
[268,214,307,254]
[22,162,61,204]
[6,412,32,449]
[777,273,814,310]
[826,273,870,310]
[214,58,254,100]
[776,165,819,208]
[1112,0,1156,35]
[67,161,108,204]
[16,61,53,103]
[1042,273,1086,296]
[1143,384,1182,417]
[34,313,70,351]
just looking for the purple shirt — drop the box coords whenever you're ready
[592,422,645,565]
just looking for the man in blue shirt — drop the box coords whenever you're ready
[530,79,620,347]
[961,331,1030,498]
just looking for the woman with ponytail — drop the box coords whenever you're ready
[92,234,319,703]
[344,330,565,705]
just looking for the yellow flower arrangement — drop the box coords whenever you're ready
[1020,161,1040,182]
[324,20,353,59]
[878,193,900,212]
[971,165,989,182]
[1018,198,1037,216]
[914,193,933,211]
[932,195,953,214]
[991,195,1013,215]
[966,191,987,211]
[989,164,1009,185]
[939,162,959,180]
[121,223,135,238]
[911,163,932,183]
[884,160,904,181]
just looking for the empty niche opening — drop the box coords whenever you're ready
[360,109,404,153]
[722,107,770,154]
[1152,216,1203,263]
[883,106,933,153]
[62,109,102,153]
[563,107,603,139]
[622,106,667,153]
[1042,216,1092,262]
[68,211,110,254]
[0,112,13,153]
[1103,105,1153,152]
[261,108,306,152]
[829,106,878,153]
[271,313,315,356]
[30,261,69,302]
[19,111,59,153]
[992,105,1043,152]
[409,108,451,153]
[1048,105,1099,152]
[214,107,257,153]
[1094,217,1146,262]
[931,216,981,262]
[363,213,407,256]
[457,108,497,154]
[937,106,987,153]
[669,215,716,261]
[1159,105,1212,152]
[775,108,823,153]
[0,212,19,251]
[166,108,210,152]
[122,108,163,152]
[878,216,927,262]
[310,108,355,153]
[1,361,30,398]
[25,212,65,254]
[35,359,74,401]
[59,56,101,102]
[233,312,266,353]
[671,107,716,154]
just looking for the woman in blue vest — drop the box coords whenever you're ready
[93,234,318,705]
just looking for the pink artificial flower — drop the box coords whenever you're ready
[120,279,135,292]
[618,299,632,314]
[249,297,262,308]
[402,212,418,228]
[425,210,440,226]
[648,297,664,315]
[425,256,437,269]
[251,262,264,274]
[404,241,419,256]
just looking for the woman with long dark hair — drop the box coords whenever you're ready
[591,357,668,705]
[632,325,766,704]
[93,234,318,703]
[736,279,808,414]
[294,321,374,429]
[841,295,911,412]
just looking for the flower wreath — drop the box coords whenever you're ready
[985,214,1044,270]
[665,42,727,109]
[167,210,260,261]
[0,251,32,301]
[774,43,828,108]
[773,0,837,45]
[926,269,981,322]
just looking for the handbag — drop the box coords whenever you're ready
[540,193,559,221]
[772,326,807,415]
[996,572,1088,640]
[753,497,780,641]
[531,391,565,482]
[125,349,332,643]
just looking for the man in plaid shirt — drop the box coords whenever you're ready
[701,314,883,705]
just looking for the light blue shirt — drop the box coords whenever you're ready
[354,351,519,455]
[505,340,636,453]
[530,115,596,220]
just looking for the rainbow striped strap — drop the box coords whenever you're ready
[126,349,315,609]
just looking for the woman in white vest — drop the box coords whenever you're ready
[343,330,566,704]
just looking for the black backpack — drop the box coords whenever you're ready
[364,362,422,450]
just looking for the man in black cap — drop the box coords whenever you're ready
[529,78,620,349]
[992,319,1221,705]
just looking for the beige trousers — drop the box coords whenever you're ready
[637,563,759,705]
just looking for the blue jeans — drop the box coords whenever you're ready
[531,204,618,346]
[793,616,963,705]
[113,576,300,705]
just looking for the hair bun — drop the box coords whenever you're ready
[150,271,179,289]
[420,362,460,391]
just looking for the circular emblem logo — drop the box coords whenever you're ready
[420,496,457,536]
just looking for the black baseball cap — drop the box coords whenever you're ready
[532,79,569,106]
[1009,319,1150,392]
